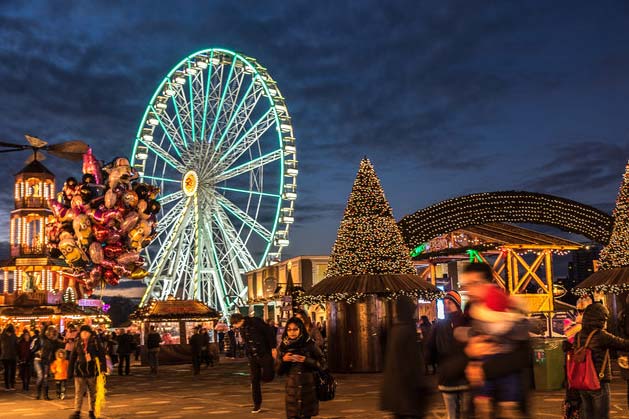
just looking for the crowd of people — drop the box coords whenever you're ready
[382,262,629,419]
[3,262,629,419]
[0,323,144,419]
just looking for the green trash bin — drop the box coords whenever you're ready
[531,337,565,391]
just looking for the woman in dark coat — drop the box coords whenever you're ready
[278,317,325,419]
[381,296,431,419]
[0,324,19,390]
[17,330,33,391]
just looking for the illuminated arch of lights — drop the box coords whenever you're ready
[398,191,613,248]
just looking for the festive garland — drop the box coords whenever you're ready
[297,288,444,305]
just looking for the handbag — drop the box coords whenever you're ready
[314,369,337,401]
[566,329,609,391]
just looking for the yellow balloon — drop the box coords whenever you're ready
[130,268,149,280]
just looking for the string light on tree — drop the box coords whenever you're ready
[325,158,416,277]
[599,161,629,270]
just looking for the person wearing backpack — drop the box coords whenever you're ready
[570,302,629,419]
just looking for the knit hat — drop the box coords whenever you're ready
[79,325,92,333]
[444,290,462,308]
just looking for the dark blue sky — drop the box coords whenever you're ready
[0,1,628,258]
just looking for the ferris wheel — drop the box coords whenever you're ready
[131,48,297,313]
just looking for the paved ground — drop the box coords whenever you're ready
[0,359,627,419]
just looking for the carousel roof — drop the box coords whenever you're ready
[130,299,220,320]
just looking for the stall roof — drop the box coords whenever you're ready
[0,303,103,317]
[130,299,220,320]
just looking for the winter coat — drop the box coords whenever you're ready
[40,333,61,365]
[574,302,629,382]
[278,337,325,418]
[147,332,162,350]
[69,335,106,378]
[241,316,276,359]
[0,331,18,360]
[381,297,430,417]
[424,310,469,390]
[189,333,205,355]
[18,338,32,363]
[51,358,69,380]
[117,333,135,354]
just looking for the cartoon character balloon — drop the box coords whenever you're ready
[47,148,159,295]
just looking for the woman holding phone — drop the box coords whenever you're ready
[278,317,325,419]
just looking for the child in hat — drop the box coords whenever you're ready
[50,349,69,399]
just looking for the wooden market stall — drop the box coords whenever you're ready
[130,297,220,365]
[0,293,110,334]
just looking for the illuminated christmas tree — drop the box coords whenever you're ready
[599,161,629,269]
[325,158,416,277]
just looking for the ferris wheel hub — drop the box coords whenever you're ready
[182,170,198,197]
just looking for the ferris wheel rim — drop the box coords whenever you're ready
[131,47,296,310]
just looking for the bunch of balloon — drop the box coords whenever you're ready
[47,148,160,294]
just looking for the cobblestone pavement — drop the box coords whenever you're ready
[0,359,627,418]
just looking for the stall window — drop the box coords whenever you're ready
[185,321,215,343]
[154,322,180,344]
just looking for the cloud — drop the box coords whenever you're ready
[522,141,629,195]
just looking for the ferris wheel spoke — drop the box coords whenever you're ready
[199,51,215,144]
[202,215,229,313]
[214,149,282,183]
[214,67,247,148]
[216,186,280,199]
[208,57,237,144]
[167,81,190,148]
[213,193,271,242]
[211,211,248,299]
[213,207,257,272]
[187,61,198,143]
[214,108,276,171]
[150,106,183,158]
[159,190,184,206]
[155,198,187,234]
[151,109,187,158]
[141,138,186,172]
[141,175,180,184]
[213,74,255,153]
[141,197,193,306]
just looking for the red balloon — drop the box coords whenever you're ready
[103,269,119,286]
[99,259,116,270]
[104,244,124,260]
[92,224,109,242]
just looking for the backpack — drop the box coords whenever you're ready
[567,329,610,391]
